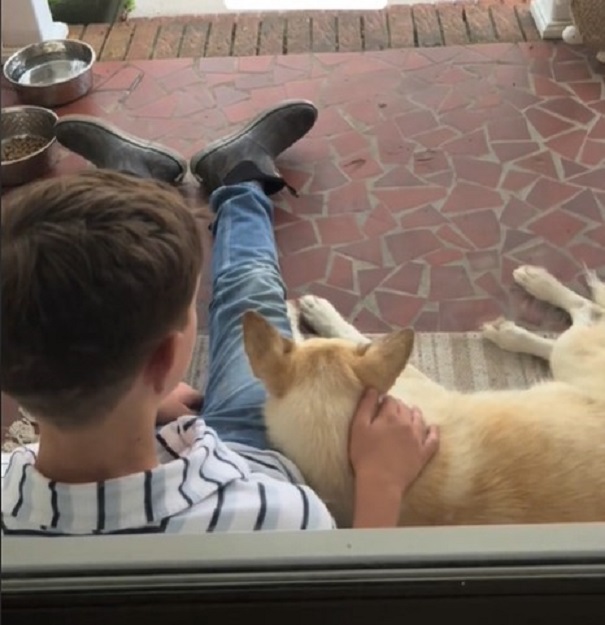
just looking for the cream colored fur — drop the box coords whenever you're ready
[243,265,605,528]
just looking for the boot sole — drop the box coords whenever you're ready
[189,99,318,185]
[54,115,189,184]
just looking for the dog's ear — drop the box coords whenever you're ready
[243,310,294,397]
[353,329,414,393]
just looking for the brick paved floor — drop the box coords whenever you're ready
[67,2,541,62]
[3,41,603,336]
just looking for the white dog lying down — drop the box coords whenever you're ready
[243,265,605,528]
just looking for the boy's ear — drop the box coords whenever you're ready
[145,333,179,393]
[243,310,294,397]
[353,329,414,393]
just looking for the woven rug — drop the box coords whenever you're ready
[2,332,552,452]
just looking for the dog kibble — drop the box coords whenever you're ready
[1,135,48,162]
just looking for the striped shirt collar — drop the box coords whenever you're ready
[2,417,251,534]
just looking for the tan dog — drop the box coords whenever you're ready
[243,265,605,528]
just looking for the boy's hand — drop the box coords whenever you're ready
[157,382,203,425]
[350,388,439,497]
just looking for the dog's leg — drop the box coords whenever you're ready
[513,265,597,326]
[299,295,371,345]
[586,268,605,310]
[286,300,305,344]
[482,317,555,360]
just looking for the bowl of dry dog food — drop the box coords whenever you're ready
[1,106,59,187]
[3,39,95,108]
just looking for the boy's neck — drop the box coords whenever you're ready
[35,403,160,484]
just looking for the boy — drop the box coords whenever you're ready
[1,100,439,534]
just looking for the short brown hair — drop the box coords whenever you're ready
[1,170,202,427]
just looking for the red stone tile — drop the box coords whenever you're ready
[441,182,503,214]
[511,242,577,280]
[560,158,588,179]
[525,107,575,139]
[514,150,560,179]
[358,268,393,298]
[413,310,440,332]
[280,247,331,289]
[528,211,587,247]
[425,248,465,266]
[415,127,460,150]
[552,61,593,83]
[442,129,490,157]
[362,203,398,237]
[540,97,596,125]
[316,215,362,245]
[532,74,571,97]
[276,220,318,255]
[435,224,474,250]
[545,129,587,162]
[451,156,502,188]
[374,166,425,188]
[429,266,474,300]
[353,308,393,334]
[327,181,373,214]
[339,238,383,266]
[502,229,537,253]
[375,291,424,327]
[501,170,540,193]
[340,152,382,179]
[326,255,355,292]
[399,205,447,229]
[375,187,447,213]
[439,298,503,332]
[332,131,368,158]
[475,272,508,302]
[487,116,532,142]
[451,210,501,249]
[308,161,348,193]
[288,193,325,216]
[568,81,603,103]
[561,189,603,223]
[467,250,500,273]
[568,243,605,270]
[585,224,605,247]
[411,150,451,175]
[395,109,440,138]
[588,118,605,140]
[568,170,605,193]
[381,263,424,294]
[526,178,582,210]
[492,141,540,162]
[580,141,605,168]
[386,229,442,264]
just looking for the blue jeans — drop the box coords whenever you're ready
[199,182,292,449]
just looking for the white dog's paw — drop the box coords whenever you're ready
[299,295,347,338]
[513,265,558,300]
[286,299,304,342]
[585,268,605,308]
[481,317,525,349]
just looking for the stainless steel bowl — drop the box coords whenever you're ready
[3,39,95,108]
[1,106,58,187]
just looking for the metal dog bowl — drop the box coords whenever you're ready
[3,39,95,108]
[1,106,58,187]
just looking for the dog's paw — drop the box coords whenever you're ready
[585,268,605,308]
[513,265,557,299]
[481,317,523,348]
[299,295,346,338]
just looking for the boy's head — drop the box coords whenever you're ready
[1,170,202,428]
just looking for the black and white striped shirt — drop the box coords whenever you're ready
[1,416,335,535]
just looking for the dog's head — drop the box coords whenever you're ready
[242,310,415,400]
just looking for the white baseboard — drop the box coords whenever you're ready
[530,0,573,39]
